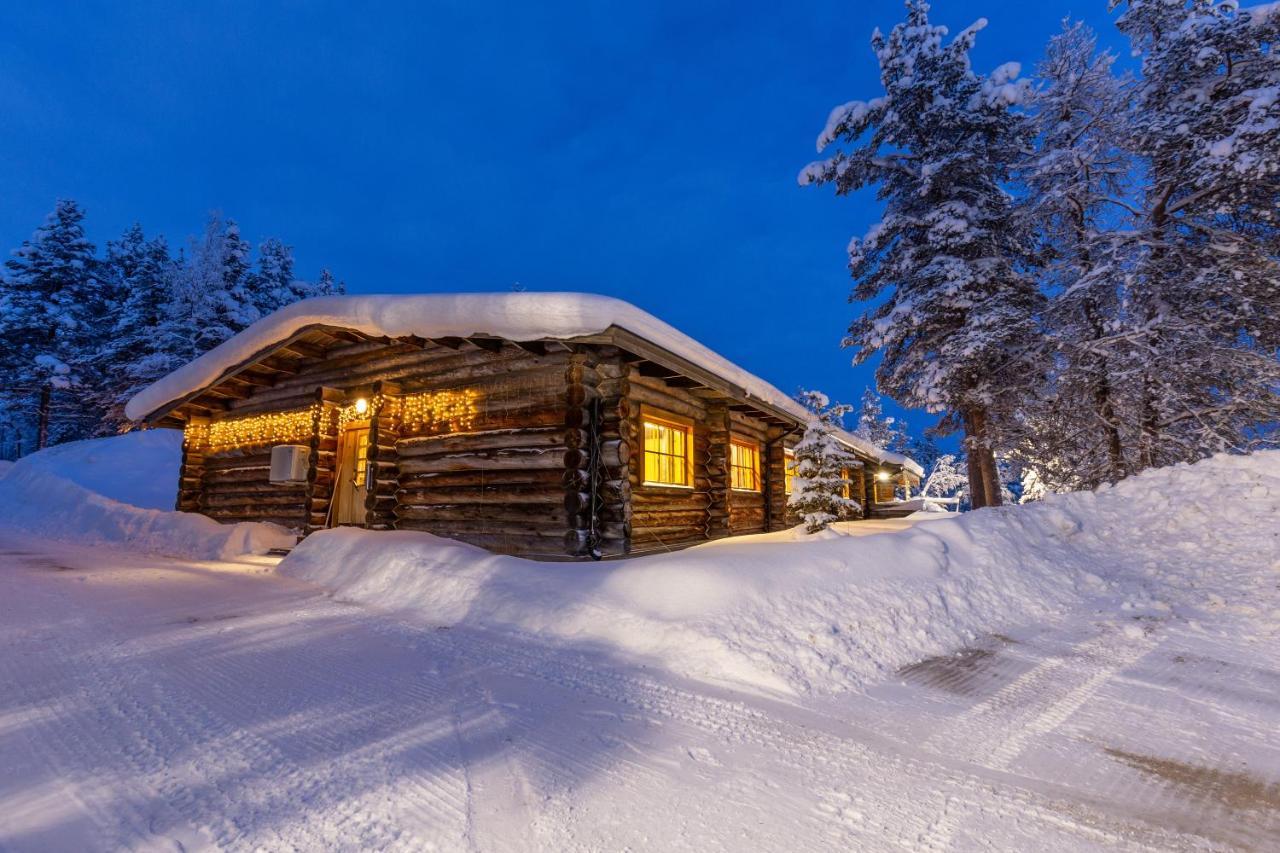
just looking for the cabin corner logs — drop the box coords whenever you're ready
[172,332,918,559]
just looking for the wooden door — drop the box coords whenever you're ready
[332,424,370,526]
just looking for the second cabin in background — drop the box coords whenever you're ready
[125,293,921,559]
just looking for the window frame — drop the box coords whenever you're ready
[729,436,762,493]
[641,409,694,489]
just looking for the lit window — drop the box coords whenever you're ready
[784,450,797,495]
[355,430,370,487]
[643,417,692,487]
[730,439,761,491]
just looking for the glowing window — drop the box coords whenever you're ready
[643,417,692,487]
[784,450,797,495]
[355,430,370,487]
[730,439,761,492]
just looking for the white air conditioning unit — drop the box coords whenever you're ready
[269,445,310,485]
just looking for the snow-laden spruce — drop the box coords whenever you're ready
[800,0,1041,509]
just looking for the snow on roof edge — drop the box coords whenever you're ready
[126,292,921,475]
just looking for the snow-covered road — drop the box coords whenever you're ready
[2,532,1277,852]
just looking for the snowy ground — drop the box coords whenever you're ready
[1,445,1279,850]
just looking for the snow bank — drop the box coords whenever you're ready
[280,452,1280,697]
[5,429,184,510]
[124,292,920,475]
[0,433,295,560]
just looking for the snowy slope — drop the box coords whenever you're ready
[5,429,184,509]
[281,451,1280,696]
[0,432,294,560]
[123,292,921,474]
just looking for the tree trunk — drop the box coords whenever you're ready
[36,385,51,451]
[962,407,989,508]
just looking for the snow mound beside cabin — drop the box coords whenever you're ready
[6,429,184,509]
[0,432,295,560]
[279,451,1280,697]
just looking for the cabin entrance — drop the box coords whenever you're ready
[331,421,370,526]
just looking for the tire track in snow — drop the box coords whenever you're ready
[912,623,1160,851]
[398,623,1193,851]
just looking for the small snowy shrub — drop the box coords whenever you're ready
[788,391,862,533]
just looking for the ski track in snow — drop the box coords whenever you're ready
[1,534,1277,852]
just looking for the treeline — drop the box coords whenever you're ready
[0,200,343,458]
[805,1,1280,503]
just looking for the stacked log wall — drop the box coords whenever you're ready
[365,380,400,530]
[175,418,207,513]
[200,444,309,530]
[727,411,768,535]
[304,390,341,533]
[626,373,713,552]
[392,346,574,557]
[764,430,789,532]
[564,350,633,558]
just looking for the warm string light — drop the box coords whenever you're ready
[186,405,320,452]
[336,395,384,430]
[184,388,483,451]
[395,389,479,433]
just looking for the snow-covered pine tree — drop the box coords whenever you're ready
[801,0,1044,508]
[315,268,346,296]
[788,391,862,533]
[1017,21,1136,489]
[173,213,262,358]
[853,387,907,452]
[94,224,180,431]
[0,200,105,448]
[250,237,297,316]
[1112,0,1280,465]
[251,241,347,316]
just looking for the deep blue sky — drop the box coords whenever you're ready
[0,1,1127,445]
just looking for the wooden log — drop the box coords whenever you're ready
[402,486,564,506]
[394,518,567,538]
[397,427,567,457]
[629,385,705,421]
[401,469,567,489]
[397,449,567,475]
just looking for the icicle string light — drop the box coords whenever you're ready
[395,388,479,433]
[184,388,481,451]
[185,405,319,452]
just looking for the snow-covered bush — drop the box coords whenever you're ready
[920,453,967,503]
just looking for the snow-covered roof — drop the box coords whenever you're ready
[126,292,921,475]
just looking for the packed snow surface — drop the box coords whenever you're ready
[2,451,1278,850]
[0,432,293,560]
[123,292,920,474]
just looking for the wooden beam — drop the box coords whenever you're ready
[277,340,327,360]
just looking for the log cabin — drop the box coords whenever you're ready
[126,293,921,559]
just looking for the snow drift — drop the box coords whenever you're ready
[280,451,1280,697]
[0,432,295,560]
